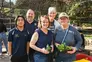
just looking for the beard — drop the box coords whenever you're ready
[27,16,34,21]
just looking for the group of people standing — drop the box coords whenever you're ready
[7,7,82,62]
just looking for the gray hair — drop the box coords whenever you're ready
[48,7,56,14]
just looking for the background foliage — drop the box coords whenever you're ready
[0,0,92,27]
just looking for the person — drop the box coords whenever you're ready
[25,9,38,62]
[55,12,82,62]
[0,19,8,58]
[8,16,30,62]
[48,7,60,62]
[30,15,54,62]
[77,29,90,55]
[48,7,60,33]
[76,29,85,49]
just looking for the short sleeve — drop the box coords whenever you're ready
[8,31,13,42]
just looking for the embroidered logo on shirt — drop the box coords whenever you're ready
[15,34,19,37]
[24,34,27,37]
[34,23,37,26]
[69,30,74,34]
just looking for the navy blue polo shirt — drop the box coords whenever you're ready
[8,28,30,56]
[35,29,53,48]
[25,20,38,40]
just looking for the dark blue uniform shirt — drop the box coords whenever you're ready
[25,20,38,40]
[8,28,30,56]
[35,29,53,48]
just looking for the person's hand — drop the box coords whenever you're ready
[41,48,49,54]
[56,43,60,47]
[51,45,54,53]
[67,47,77,54]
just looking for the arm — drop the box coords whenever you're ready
[74,30,82,50]
[27,42,29,54]
[8,30,13,55]
[51,41,54,52]
[30,32,41,52]
[8,42,12,55]
[55,43,60,47]
[67,29,82,54]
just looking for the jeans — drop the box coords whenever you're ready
[34,52,48,62]
[0,32,8,53]
[55,52,76,62]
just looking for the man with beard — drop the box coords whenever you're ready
[25,9,38,62]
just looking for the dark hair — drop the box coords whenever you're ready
[15,15,25,26]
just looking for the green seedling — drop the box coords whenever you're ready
[56,43,72,52]
[46,44,51,52]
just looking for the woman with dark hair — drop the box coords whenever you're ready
[30,15,54,62]
[8,15,30,62]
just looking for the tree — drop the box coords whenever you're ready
[0,0,14,7]
[68,0,92,27]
